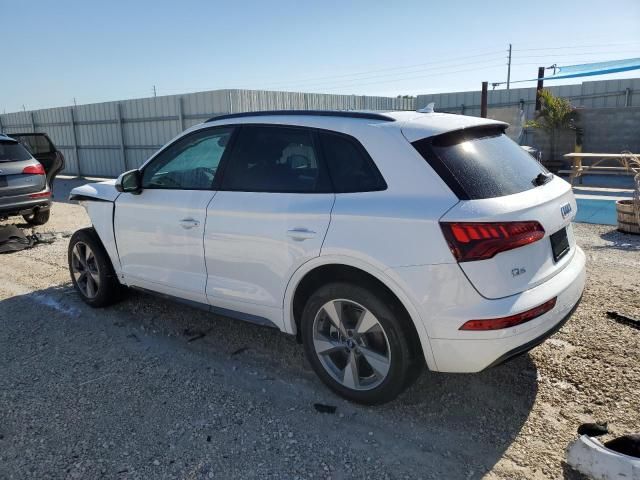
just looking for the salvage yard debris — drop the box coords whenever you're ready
[0,225,62,253]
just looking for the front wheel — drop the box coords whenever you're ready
[301,282,422,404]
[68,228,122,307]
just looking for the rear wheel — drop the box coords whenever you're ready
[301,282,421,404]
[23,209,50,226]
[68,228,122,307]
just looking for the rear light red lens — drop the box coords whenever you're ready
[22,164,45,175]
[440,221,545,262]
[29,191,51,199]
[459,297,557,331]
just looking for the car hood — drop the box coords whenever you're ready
[69,179,120,202]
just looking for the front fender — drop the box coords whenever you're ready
[70,181,122,276]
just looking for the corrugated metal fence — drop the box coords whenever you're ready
[1,78,638,177]
[0,90,415,177]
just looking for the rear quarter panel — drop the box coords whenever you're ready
[321,127,459,267]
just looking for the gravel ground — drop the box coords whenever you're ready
[1,178,639,479]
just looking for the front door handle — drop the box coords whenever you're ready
[179,218,200,229]
[287,228,316,241]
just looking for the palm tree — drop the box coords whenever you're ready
[525,89,579,161]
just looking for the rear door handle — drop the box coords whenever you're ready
[287,228,316,241]
[179,218,200,229]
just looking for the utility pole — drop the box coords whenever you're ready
[153,85,157,97]
[506,43,512,90]
[73,97,77,107]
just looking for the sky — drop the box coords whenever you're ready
[1,0,639,113]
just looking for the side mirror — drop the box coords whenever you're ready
[115,169,142,194]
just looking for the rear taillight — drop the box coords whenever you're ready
[459,297,557,330]
[29,191,51,199]
[22,164,45,175]
[440,221,545,262]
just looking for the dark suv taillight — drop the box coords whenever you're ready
[23,164,45,175]
[440,221,545,262]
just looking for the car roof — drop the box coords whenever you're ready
[202,110,506,142]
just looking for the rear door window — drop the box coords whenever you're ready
[0,140,32,162]
[319,132,386,193]
[412,126,547,199]
[220,125,331,193]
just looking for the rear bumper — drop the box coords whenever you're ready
[430,246,585,372]
[389,245,586,373]
[0,191,51,217]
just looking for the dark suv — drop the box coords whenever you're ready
[0,133,65,225]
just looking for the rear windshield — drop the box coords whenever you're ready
[0,140,32,162]
[412,126,547,199]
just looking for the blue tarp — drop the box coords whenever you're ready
[514,57,640,83]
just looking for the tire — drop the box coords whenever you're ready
[23,209,50,226]
[301,282,422,405]
[68,227,122,307]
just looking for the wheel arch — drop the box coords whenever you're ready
[284,256,438,371]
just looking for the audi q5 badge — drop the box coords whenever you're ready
[560,203,572,219]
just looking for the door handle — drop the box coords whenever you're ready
[179,218,200,229]
[287,228,316,241]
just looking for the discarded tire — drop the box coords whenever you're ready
[616,200,640,235]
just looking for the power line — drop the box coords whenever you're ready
[263,57,507,91]
[513,41,640,52]
[516,50,640,59]
[303,63,506,92]
[159,49,507,94]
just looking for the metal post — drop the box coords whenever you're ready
[625,88,631,107]
[506,43,512,90]
[535,67,545,111]
[69,108,81,177]
[0,115,3,134]
[480,82,488,118]
[178,97,185,132]
[30,112,36,133]
[116,103,127,172]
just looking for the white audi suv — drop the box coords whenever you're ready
[68,110,585,404]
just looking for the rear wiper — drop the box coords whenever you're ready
[533,172,552,186]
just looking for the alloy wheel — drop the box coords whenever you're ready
[312,299,391,391]
[71,241,101,299]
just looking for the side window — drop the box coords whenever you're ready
[319,133,386,193]
[142,127,233,190]
[221,126,330,193]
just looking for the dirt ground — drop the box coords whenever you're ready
[1,177,639,479]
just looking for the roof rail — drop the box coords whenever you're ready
[205,110,396,123]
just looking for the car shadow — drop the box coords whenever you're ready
[1,284,538,479]
[598,229,640,251]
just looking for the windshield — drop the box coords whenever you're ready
[412,126,548,200]
[0,140,33,162]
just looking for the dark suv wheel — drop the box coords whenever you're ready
[68,227,123,307]
[301,282,422,404]
[23,209,50,226]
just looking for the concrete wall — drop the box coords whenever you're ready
[522,106,640,164]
